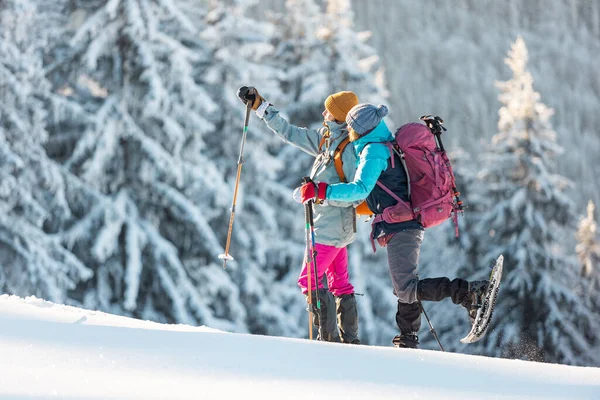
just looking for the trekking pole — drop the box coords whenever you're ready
[304,198,314,340]
[420,115,464,213]
[418,301,444,352]
[218,103,252,268]
[303,177,323,338]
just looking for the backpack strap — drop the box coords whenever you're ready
[333,137,351,182]
[318,135,327,151]
[318,135,351,183]
[376,181,403,203]
[383,142,396,169]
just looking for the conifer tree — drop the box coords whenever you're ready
[0,0,91,302]
[472,36,599,365]
[47,0,250,330]
[576,201,600,279]
[268,0,390,185]
[576,200,600,334]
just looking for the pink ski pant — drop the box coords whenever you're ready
[298,243,354,297]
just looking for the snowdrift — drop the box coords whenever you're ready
[0,295,598,400]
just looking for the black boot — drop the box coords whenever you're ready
[394,301,421,348]
[307,289,340,342]
[335,293,360,344]
[392,333,419,349]
[458,280,489,324]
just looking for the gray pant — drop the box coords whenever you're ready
[386,229,424,304]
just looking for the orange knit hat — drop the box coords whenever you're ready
[324,91,359,122]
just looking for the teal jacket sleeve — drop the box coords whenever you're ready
[259,105,321,157]
[325,143,390,203]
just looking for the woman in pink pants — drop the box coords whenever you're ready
[297,244,357,342]
[237,86,360,344]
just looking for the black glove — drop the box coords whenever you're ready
[237,86,264,110]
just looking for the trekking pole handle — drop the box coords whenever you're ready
[420,115,446,133]
[302,177,317,224]
[421,115,446,146]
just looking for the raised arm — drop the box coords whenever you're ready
[258,104,323,157]
[237,86,322,157]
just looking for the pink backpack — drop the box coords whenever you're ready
[373,116,463,236]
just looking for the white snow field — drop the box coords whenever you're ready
[0,295,598,400]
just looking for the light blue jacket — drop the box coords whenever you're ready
[326,121,393,202]
[259,105,357,248]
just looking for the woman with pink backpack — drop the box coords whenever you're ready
[298,103,488,349]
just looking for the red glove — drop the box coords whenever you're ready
[299,182,328,204]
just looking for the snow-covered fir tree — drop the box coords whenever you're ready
[0,0,92,302]
[472,36,599,366]
[322,0,389,103]
[44,0,255,330]
[576,201,600,279]
[575,200,600,327]
[267,0,390,185]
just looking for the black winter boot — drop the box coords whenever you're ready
[307,289,341,342]
[459,280,489,325]
[335,293,360,344]
[392,333,419,349]
[394,301,421,348]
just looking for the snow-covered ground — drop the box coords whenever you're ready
[0,295,598,400]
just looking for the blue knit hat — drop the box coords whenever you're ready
[345,103,389,135]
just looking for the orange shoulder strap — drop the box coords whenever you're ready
[318,135,327,151]
[333,137,351,183]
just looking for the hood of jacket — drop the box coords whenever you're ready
[352,121,394,155]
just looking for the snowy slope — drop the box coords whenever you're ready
[0,295,598,400]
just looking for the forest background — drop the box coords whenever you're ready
[1,0,599,367]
